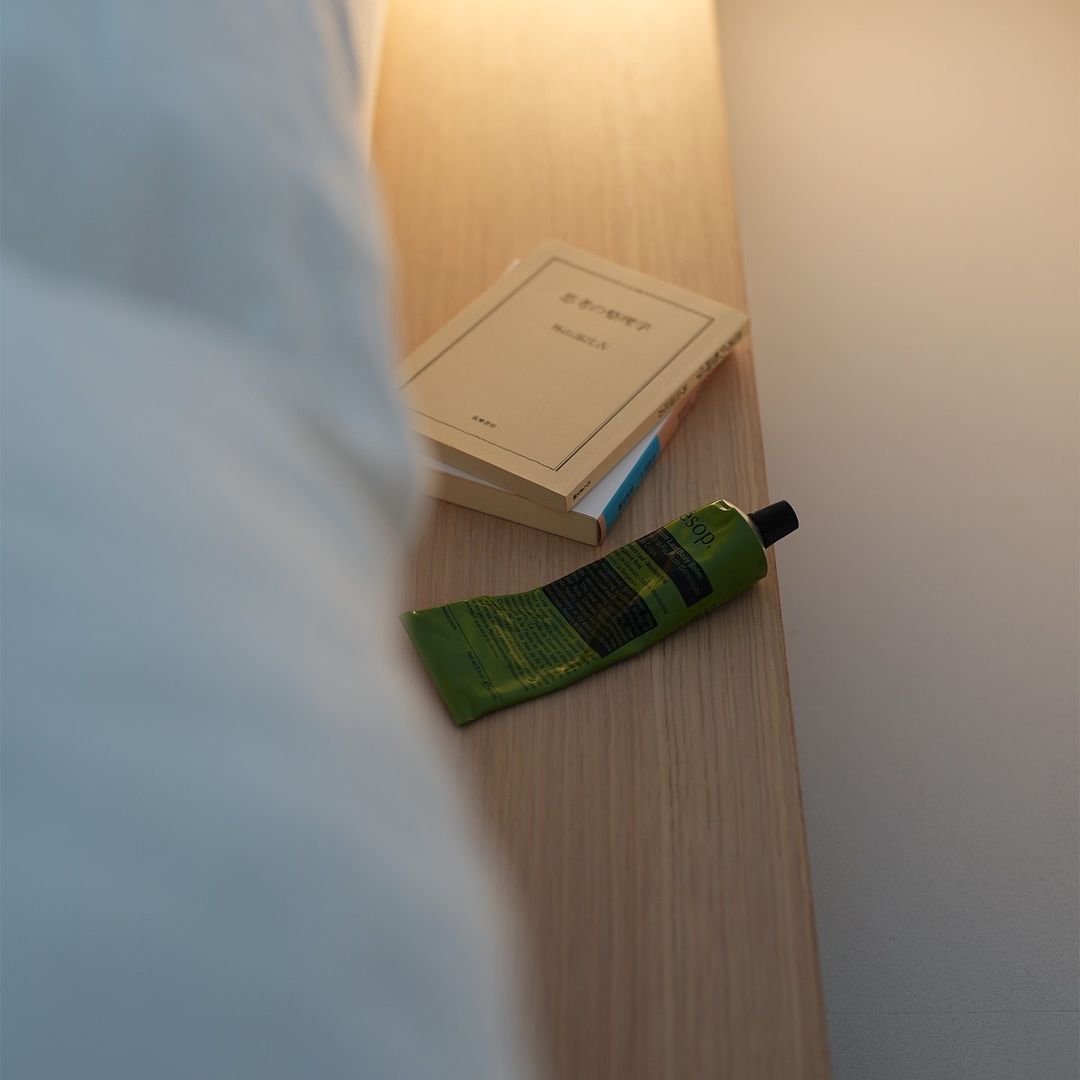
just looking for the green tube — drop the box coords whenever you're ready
[401,499,798,726]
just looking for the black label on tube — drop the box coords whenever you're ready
[542,558,658,658]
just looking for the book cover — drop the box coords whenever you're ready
[424,365,720,544]
[399,239,747,511]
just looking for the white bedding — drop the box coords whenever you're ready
[1,3,533,1077]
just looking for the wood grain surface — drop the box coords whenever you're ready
[372,1,829,1076]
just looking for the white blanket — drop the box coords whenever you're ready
[1,3,533,1077]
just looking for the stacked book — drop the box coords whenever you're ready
[400,240,747,543]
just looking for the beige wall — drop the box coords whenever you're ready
[714,2,1078,1076]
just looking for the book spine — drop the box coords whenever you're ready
[570,329,743,512]
[597,436,662,539]
[596,354,724,536]
[653,332,740,424]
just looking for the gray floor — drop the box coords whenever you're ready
[715,2,1080,1076]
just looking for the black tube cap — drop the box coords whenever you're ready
[749,501,799,548]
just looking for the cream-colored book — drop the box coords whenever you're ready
[399,239,747,511]
[424,357,720,543]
